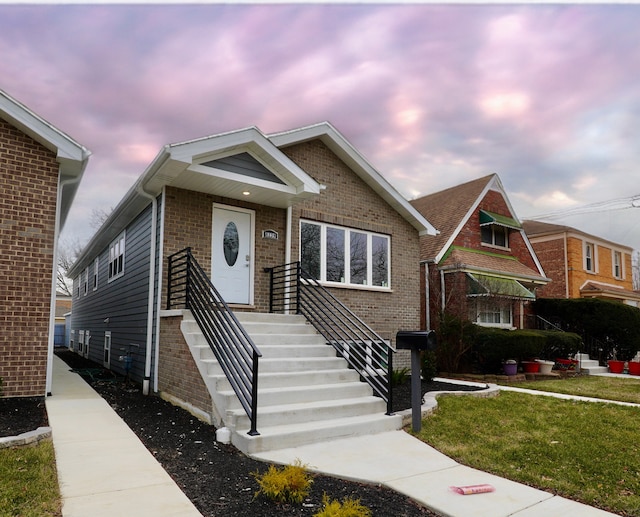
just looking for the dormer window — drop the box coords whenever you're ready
[479,210,521,249]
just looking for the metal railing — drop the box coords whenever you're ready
[167,248,261,435]
[266,262,395,415]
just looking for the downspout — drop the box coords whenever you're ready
[563,232,569,298]
[423,262,431,330]
[285,206,292,314]
[137,184,158,396]
[46,173,82,395]
[440,269,446,312]
[153,187,167,392]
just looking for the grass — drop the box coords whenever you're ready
[415,390,640,516]
[500,375,640,404]
[0,441,61,517]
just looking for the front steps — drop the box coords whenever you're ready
[574,353,608,375]
[180,311,402,455]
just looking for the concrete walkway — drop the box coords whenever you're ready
[252,381,620,517]
[46,355,203,517]
[46,358,622,517]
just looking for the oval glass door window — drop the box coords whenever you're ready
[223,222,239,266]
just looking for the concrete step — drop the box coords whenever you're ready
[218,381,373,410]
[233,413,403,454]
[211,368,362,391]
[228,396,387,430]
[583,366,609,375]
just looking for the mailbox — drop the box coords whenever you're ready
[396,330,437,352]
[395,330,437,433]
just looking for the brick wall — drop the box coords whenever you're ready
[282,140,422,368]
[157,315,214,419]
[162,187,286,311]
[0,119,58,397]
[529,238,568,298]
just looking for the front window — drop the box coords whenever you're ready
[470,300,513,328]
[300,221,390,288]
[481,225,509,248]
[93,258,99,291]
[613,251,622,279]
[108,232,125,281]
[585,242,595,272]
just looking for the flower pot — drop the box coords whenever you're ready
[503,362,518,376]
[628,361,640,376]
[522,361,540,373]
[608,360,625,374]
[536,360,555,375]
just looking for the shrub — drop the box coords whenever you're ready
[538,330,582,359]
[252,460,312,504]
[434,312,478,373]
[391,367,410,387]
[314,494,372,517]
[421,350,438,381]
[534,298,640,361]
[473,328,547,373]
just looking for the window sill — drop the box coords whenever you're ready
[317,281,392,293]
[480,243,511,252]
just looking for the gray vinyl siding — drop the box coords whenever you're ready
[71,202,155,382]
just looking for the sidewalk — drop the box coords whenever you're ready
[45,358,620,517]
[45,355,203,517]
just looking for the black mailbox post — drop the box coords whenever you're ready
[396,330,437,432]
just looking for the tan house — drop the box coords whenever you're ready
[0,89,90,398]
[411,174,549,330]
[523,220,640,307]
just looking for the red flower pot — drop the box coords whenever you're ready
[628,362,640,376]
[522,361,540,373]
[608,360,625,374]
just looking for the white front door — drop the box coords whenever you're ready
[211,205,254,304]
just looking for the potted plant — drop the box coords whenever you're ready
[536,359,555,375]
[503,359,517,376]
[628,352,640,376]
[521,359,540,373]
[607,349,625,374]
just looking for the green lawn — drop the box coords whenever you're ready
[415,387,640,516]
[0,441,61,517]
[500,375,640,404]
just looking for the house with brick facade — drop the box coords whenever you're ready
[68,122,437,450]
[0,89,90,398]
[410,174,549,331]
[523,220,640,307]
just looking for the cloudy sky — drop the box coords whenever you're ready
[2,3,640,250]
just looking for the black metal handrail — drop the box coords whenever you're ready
[167,248,261,435]
[266,262,394,415]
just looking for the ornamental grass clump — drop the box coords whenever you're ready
[252,460,312,504]
[313,494,372,517]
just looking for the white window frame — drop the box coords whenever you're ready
[69,330,75,352]
[481,224,509,249]
[83,267,88,295]
[613,250,623,279]
[84,330,90,359]
[108,231,126,282]
[471,300,513,329]
[93,257,99,291]
[78,330,85,355]
[300,220,391,289]
[104,331,111,368]
[585,242,596,273]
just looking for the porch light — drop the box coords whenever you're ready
[242,191,250,196]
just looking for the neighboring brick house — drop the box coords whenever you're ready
[410,174,549,330]
[68,123,436,410]
[0,89,90,398]
[523,220,640,307]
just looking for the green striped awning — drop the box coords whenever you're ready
[479,210,522,230]
[467,273,534,299]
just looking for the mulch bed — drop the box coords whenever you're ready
[1,351,485,516]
